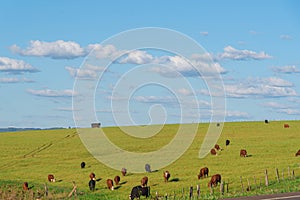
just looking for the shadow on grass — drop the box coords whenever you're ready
[169,178,180,182]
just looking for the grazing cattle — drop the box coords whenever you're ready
[89,172,96,180]
[210,148,217,155]
[163,171,171,182]
[121,168,127,176]
[114,175,120,185]
[215,144,221,151]
[198,167,209,179]
[226,139,230,146]
[145,164,151,173]
[208,174,221,188]
[81,162,86,169]
[23,182,29,190]
[284,124,290,128]
[130,185,150,200]
[89,179,96,191]
[106,179,114,190]
[48,174,55,182]
[295,150,300,156]
[240,149,247,157]
[265,119,269,124]
[141,176,148,187]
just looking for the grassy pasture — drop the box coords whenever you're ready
[0,120,299,199]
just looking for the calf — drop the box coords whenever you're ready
[89,179,96,191]
[114,175,120,185]
[295,149,300,156]
[141,176,148,187]
[210,148,217,155]
[208,174,221,188]
[81,161,86,169]
[121,168,127,176]
[23,182,29,190]
[240,149,247,157]
[198,167,209,179]
[163,171,171,182]
[106,179,114,190]
[48,174,55,182]
[226,139,230,146]
[89,172,96,180]
[130,185,150,200]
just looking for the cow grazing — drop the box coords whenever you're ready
[198,167,209,179]
[240,149,247,157]
[130,185,150,200]
[208,174,221,188]
[284,124,290,128]
[114,175,120,185]
[210,148,217,155]
[48,174,55,182]
[89,179,96,191]
[215,144,221,151]
[121,168,127,176]
[295,150,300,156]
[106,179,114,190]
[265,119,269,124]
[23,182,29,190]
[141,176,148,187]
[163,171,171,182]
[81,161,86,169]
[89,172,96,180]
[145,164,151,173]
[226,139,230,146]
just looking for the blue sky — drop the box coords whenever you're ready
[1,1,300,128]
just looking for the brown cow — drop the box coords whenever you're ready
[295,150,300,156]
[121,168,127,176]
[48,174,55,182]
[208,174,221,188]
[284,124,290,128]
[141,176,148,187]
[89,172,96,180]
[198,167,209,179]
[106,179,114,190]
[114,175,120,185]
[23,182,29,190]
[215,144,221,151]
[240,149,247,157]
[210,148,217,155]
[163,171,171,182]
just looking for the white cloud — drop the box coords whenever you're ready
[200,31,209,36]
[177,88,193,96]
[272,65,300,74]
[260,77,293,87]
[262,101,288,109]
[27,89,76,97]
[134,95,177,104]
[0,77,34,83]
[118,50,153,64]
[66,64,106,80]
[280,34,293,40]
[226,110,250,118]
[218,46,272,60]
[0,57,39,74]
[278,108,300,115]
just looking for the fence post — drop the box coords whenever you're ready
[196,184,200,199]
[292,170,295,179]
[44,183,48,197]
[265,169,269,187]
[254,176,257,190]
[240,176,244,192]
[288,166,291,179]
[220,181,224,195]
[189,186,193,199]
[226,181,229,193]
[247,178,251,191]
[275,168,280,183]
[156,191,159,200]
[282,169,285,181]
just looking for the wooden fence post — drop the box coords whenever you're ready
[275,168,280,182]
[226,181,229,193]
[240,176,244,192]
[247,178,251,191]
[254,176,257,190]
[265,169,269,187]
[44,183,48,197]
[282,169,285,181]
[292,170,295,179]
[196,184,200,199]
[288,166,290,179]
[220,181,224,195]
[189,186,193,199]
[68,181,77,198]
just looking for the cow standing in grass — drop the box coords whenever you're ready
[198,167,209,179]
[121,168,127,176]
[130,185,150,200]
[210,148,217,155]
[48,174,55,182]
[107,179,114,190]
[226,139,230,146]
[23,182,29,190]
[89,172,96,180]
[141,176,148,187]
[114,175,120,185]
[163,171,170,182]
[208,174,221,188]
[240,149,247,157]
[295,150,300,156]
[89,179,96,191]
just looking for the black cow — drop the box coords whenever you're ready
[145,164,151,172]
[130,185,150,200]
[226,139,230,146]
[89,179,96,191]
[81,162,86,169]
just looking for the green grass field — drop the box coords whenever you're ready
[0,120,300,199]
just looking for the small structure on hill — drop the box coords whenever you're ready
[91,122,101,128]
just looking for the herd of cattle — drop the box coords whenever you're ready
[21,122,299,199]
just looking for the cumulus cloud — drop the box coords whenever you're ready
[272,65,300,74]
[218,46,272,60]
[280,34,293,40]
[0,77,34,83]
[66,64,106,80]
[118,50,153,64]
[27,89,76,97]
[200,31,209,36]
[0,57,39,74]
[278,108,300,115]
[262,101,288,109]
[226,110,250,118]
[134,95,177,105]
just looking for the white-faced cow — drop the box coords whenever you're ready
[240,149,247,157]
[48,174,55,182]
[163,171,171,182]
[106,179,114,190]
